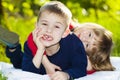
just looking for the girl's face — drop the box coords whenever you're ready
[36,11,67,47]
[74,27,100,52]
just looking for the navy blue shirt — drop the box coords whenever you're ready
[6,44,23,68]
[22,33,87,79]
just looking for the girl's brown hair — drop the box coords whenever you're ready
[74,23,115,71]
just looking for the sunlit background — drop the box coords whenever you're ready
[0,0,120,63]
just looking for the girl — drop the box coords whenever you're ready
[73,22,115,73]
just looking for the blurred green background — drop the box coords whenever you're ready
[0,0,120,63]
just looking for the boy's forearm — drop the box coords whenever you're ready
[42,55,57,74]
[42,55,51,67]
[32,49,45,68]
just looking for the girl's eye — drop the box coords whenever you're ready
[86,44,89,48]
[89,33,91,37]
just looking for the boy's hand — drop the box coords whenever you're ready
[32,27,45,50]
[46,63,61,74]
[49,71,69,80]
[32,27,46,68]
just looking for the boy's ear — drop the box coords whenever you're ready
[62,27,70,38]
[35,22,37,28]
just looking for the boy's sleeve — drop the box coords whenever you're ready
[5,44,23,69]
[64,39,87,79]
[22,42,40,74]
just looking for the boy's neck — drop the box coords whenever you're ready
[46,43,60,56]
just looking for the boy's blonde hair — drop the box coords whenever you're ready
[74,23,115,71]
[37,1,72,27]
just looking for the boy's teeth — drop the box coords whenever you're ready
[43,34,52,41]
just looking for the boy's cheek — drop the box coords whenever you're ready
[37,31,43,37]
[62,29,70,38]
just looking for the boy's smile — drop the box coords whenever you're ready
[36,11,67,47]
[42,34,53,41]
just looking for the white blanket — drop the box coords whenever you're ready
[0,57,120,80]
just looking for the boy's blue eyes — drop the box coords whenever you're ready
[42,23,47,25]
[55,26,60,28]
[41,23,60,29]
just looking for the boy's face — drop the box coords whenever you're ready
[74,27,100,52]
[36,11,67,47]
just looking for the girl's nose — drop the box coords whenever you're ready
[81,36,88,42]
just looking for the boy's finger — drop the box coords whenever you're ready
[54,65,62,70]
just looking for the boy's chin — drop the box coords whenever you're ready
[45,43,58,48]
[42,42,52,47]
[42,40,59,48]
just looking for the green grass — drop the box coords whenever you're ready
[0,72,7,80]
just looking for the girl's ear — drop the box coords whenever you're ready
[62,27,70,38]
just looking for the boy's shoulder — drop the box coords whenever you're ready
[61,33,84,48]
[60,33,86,55]
[62,33,82,43]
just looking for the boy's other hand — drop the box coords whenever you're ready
[49,71,69,80]
[46,63,61,74]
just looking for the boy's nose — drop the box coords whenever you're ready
[46,27,52,33]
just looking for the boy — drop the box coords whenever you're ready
[1,1,87,80]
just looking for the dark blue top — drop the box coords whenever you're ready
[22,33,87,79]
[6,44,23,68]
[6,33,87,79]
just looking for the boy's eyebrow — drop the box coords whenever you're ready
[41,19,64,26]
[40,20,48,22]
[56,22,64,26]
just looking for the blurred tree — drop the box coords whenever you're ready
[59,0,109,20]
[0,0,120,61]
[0,0,3,24]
